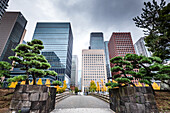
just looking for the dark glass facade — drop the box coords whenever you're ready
[0,0,9,20]
[90,32,105,49]
[104,41,111,79]
[32,22,73,83]
[0,12,27,64]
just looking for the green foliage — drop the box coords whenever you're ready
[52,80,62,86]
[106,82,119,88]
[75,87,78,93]
[8,39,58,85]
[0,61,12,77]
[115,78,131,84]
[7,75,27,83]
[111,66,123,72]
[133,0,170,61]
[107,53,170,89]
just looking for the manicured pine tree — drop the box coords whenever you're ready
[8,39,57,85]
[108,56,136,88]
[106,54,170,94]
[0,61,12,87]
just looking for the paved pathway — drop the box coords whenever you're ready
[51,95,114,113]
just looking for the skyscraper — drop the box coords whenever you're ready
[89,32,105,49]
[81,49,107,93]
[70,55,78,90]
[108,32,136,79]
[0,0,9,20]
[104,41,111,80]
[0,12,27,64]
[134,37,152,57]
[32,22,73,84]
[108,32,135,58]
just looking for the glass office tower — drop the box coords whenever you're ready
[104,41,111,80]
[0,0,9,20]
[0,12,27,64]
[89,32,105,49]
[32,22,73,85]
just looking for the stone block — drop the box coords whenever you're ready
[125,103,131,113]
[127,87,135,96]
[129,96,136,103]
[10,100,22,110]
[119,105,126,113]
[144,93,155,102]
[30,110,40,113]
[31,102,42,110]
[136,104,145,113]
[121,96,129,103]
[39,85,48,92]
[129,103,137,112]
[15,85,25,93]
[145,87,153,94]
[140,87,146,93]
[39,93,48,101]
[26,85,40,93]
[139,95,145,104]
[12,92,22,100]
[135,87,141,92]
[22,93,29,101]
[22,101,31,108]
[30,93,40,101]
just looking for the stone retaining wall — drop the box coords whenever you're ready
[9,85,56,113]
[109,87,159,113]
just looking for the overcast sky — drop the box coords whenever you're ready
[7,0,170,70]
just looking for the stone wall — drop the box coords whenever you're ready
[109,87,159,113]
[9,85,56,113]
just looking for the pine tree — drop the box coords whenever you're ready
[133,0,170,61]
[106,54,170,94]
[8,39,57,85]
[0,61,12,86]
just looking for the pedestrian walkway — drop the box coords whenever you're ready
[51,95,114,113]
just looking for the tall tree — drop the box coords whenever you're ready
[133,0,170,61]
[0,61,12,86]
[8,39,57,85]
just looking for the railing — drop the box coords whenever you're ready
[90,92,110,103]
[55,91,70,103]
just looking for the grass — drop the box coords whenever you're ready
[155,91,170,112]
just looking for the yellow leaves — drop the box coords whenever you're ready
[152,82,160,90]
[8,82,18,88]
[96,81,100,92]
[20,81,25,85]
[55,80,67,93]
[37,78,43,85]
[45,79,50,87]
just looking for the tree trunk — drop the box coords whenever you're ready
[33,74,36,85]
[25,71,29,84]
[149,84,155,95]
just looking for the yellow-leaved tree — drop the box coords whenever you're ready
[96,81,100,93]
[89,80,97,92]
[62,80,67,91]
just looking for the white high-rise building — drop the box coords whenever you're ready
[134,37,152,57]
[81,49,107,92]
[71,55,78,88]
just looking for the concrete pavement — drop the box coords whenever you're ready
[51,95,114,113]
